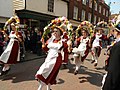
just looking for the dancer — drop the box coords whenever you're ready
[0,15,23,76]
[72,21,92,75]
[61,31,69,68]
[91,21,107,67]
[35,26,68,90]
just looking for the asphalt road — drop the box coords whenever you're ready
[0,49,107,90]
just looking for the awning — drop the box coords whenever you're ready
[15,9,56,21]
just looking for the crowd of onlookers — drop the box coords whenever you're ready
[0,27,43,60]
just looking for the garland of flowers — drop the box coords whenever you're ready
[108,22,115,30]
[95,21,109,35]
[76,21,93,37]
[42,16,73,41]
[96,21,108,28]
[4,15,20,31]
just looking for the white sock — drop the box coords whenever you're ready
[92,56,94,60]
[75,66,79,71]
[2,66,10,71]
[37,81,44,90]
[95,60,98,63]
[95,56,98,63]
[47,84,51,90]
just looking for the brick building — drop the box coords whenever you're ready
[68,0,110,27]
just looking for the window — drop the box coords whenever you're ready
[81,10,85,21]
[95,2,97,11]
[94,15,96,24]
[99,5,101,13]
[82,0,86,5]
[106,10,108,17]
[73,6,78,20]
[98,17,101,22]
[48,0,54,12]
[89,0,92,8]
[88,13,91,22]
[103,8,105,15]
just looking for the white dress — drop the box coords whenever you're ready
[35,37,65,85]
[92,33,102,48]
[0,31,20,64]
[72,36,89,57]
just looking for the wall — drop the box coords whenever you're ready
[0,0,13,18]
[26,0,68,17]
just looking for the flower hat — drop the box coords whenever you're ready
[76,21,93,37]
[42,16,73,41]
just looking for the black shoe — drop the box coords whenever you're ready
[0,64,4,71]
[63,64,67,69]
[91,60,95,64]
[94,63,98,67]
[0,68,10,76]
[4,68,11,75]
[74,70,78,75]
[0,71,5,76]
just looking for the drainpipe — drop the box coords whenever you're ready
[24,0,26,9]
[91,0,95,24]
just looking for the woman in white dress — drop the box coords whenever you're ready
[0,23,23,76]
[91,26,107,67]
[72,28,90,75]
[35,26,68,90]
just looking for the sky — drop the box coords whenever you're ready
[105,0,120,14]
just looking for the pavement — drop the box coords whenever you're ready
[20,51,46,62]
[0,49,107,90]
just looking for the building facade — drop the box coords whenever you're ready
[68,0,110,27]
[0,0,110,30]
[0,0,13,28]
[0,0,69,30]
[14,0,69,31]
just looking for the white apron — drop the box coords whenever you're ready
[36,39,63,79]
[0,31,20,63]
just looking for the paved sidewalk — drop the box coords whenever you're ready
[20,52,46,62]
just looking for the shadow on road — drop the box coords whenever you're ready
[66,59,104,87]
[78,68,103,87]
[0,58,45,83]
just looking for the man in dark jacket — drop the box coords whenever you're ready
[102,22,120,90]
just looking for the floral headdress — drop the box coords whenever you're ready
[114,15,120,32]
[42,16,73,41]
[4,15,20,31]
[108,22,115,30]
[76,21,93,37]
[95,21,108,29]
